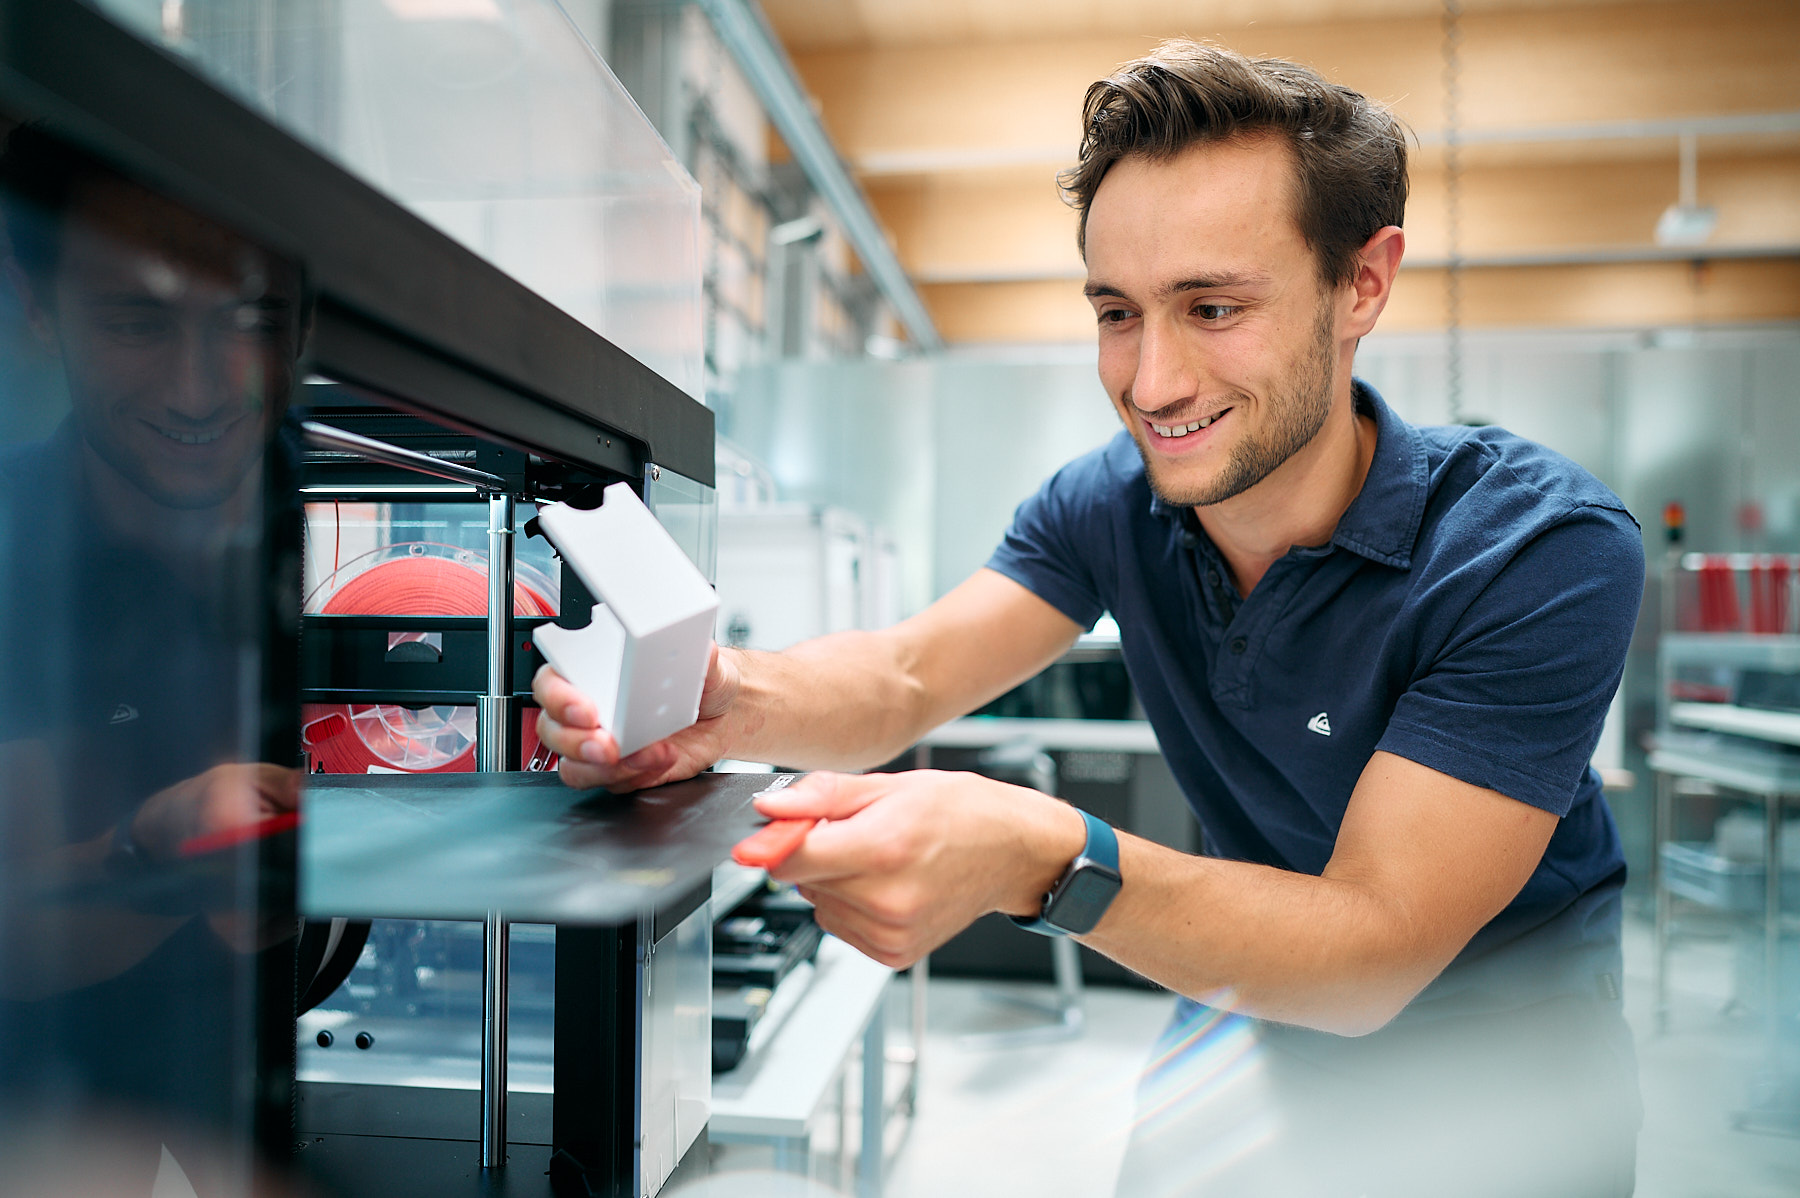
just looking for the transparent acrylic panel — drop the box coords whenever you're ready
[646,463,719,585]
[91,0,705,401]
[0,118,300,1187]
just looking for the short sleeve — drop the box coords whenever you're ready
[1376,505,1644,815]
[984,449,1115,631]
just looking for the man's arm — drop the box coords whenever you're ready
[535,568,1085,790]
[1,750,302,999]
[754,750,1555,1037]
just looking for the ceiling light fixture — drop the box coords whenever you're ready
[1655,131,1718,247]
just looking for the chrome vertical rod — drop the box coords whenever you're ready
[481,909,509,1167]
[1765,797,1783,1047]
[479,491,516,773]
[480,491,516,1169]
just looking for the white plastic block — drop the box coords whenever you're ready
[533,482,719,757]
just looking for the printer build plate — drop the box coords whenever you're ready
[302,770,790,923]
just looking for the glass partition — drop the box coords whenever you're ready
[645,462,720,584]
[0,116,300,1192]
[94,0,705,403]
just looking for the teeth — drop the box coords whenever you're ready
[1150,414,1218,438]
[151,425,225,446]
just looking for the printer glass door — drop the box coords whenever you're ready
[0,119,303,1191]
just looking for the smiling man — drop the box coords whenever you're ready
[536,41,1644,1195]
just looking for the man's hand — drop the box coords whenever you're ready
[128,762,300,864]
[120,763,302,955]
[753,770,1085,969]
[533,643,741,792]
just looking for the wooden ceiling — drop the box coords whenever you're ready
[762,0,1692,53]
[761,0,1800,343]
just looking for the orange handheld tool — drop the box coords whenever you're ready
[731,818,818,870]
[178,811,302,858]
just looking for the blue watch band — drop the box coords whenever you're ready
[1010,808,1121,937]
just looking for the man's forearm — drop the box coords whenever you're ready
[711,570,1082,772]
[1078,834,1443,1037]
[722,631,945,770]
[1,830,187,1000]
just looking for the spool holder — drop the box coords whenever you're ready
[301,423,518,1171]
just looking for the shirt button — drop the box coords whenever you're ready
[1229,636,1247,654]
[1206,569,1221,587]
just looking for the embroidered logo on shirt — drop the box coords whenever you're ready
[1306,711,1331,737]
[109,703,139,726]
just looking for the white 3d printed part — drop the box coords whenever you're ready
[533,482,719,757]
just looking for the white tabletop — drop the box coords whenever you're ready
[710,937,893,1139]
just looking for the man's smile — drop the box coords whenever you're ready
[141,415,243,448]
[1143,406,1232,447]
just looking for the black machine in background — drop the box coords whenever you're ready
[897,645,1199,991]
[712,885,824,1073]
[0,4,720,1196]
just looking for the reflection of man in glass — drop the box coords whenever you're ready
[0,124,304,1189]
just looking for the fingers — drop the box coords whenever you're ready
[537,705,622,766]
[254,764,302,810]
[532,664,598,729]
[552,737,682,793]
[800,887,925,970]
[754,771,887,821]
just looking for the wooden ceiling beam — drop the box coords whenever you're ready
[867,152,1800,283]
[919,258,1800,344]
[791,0,1800,172]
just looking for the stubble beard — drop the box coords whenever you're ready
[1135,301,1338,509]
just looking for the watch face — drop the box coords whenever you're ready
[1045,861,1122,935]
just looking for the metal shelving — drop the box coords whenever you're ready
[1651,632,1800,1134]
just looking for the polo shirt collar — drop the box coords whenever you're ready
[1329,380,1426,569]
[1148,378,1428,571]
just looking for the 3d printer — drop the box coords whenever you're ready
[0,4,740,1196]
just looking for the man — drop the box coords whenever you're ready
[536,42,1642,1195]
[0,124,304,1192]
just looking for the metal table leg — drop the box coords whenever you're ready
[1766,796,1784,1045]
[859,999,886,1198]
[1653,768,1673,1032]
[837,1060,853,1193]
[892,953,926,1117]
[772,1135,809,1175]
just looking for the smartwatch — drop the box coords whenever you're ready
[1010,808,1122,937]
[105,809,151,879]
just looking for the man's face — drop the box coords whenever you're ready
[1083,136,1342,509]
[42,180,301,510]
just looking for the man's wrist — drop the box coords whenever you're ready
[105,808,155,876]
[1000,791,1089,919]
[711,644,760,760]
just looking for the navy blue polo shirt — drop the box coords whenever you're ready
[987,381,1642,1016]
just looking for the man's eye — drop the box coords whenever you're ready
[1098,308,1134,324]
[225,304,290,337]
[1194,303,1239,321]
[101,317,170,339]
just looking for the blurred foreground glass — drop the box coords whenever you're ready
[0,119,302,1193]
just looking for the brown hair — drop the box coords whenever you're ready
[1059,40,1408,289]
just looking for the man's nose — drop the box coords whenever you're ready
[1130,315,1197,415]
[165,318,239,422]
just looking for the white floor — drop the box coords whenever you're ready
[693,911,1800,1197]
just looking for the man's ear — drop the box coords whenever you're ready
[4,256,59,356]
[1344,226,1404,340]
